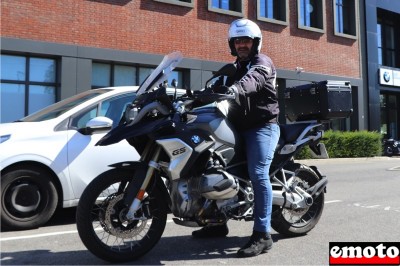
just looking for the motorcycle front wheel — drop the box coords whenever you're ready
[384,146,393,157]
[76,168,168,262]
[271,163,325,236]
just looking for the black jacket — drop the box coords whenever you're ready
[225,53,279,131]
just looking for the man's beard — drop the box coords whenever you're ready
[237,49,251,60]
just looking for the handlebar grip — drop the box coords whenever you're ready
[225,93,236,100]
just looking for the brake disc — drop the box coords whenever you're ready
[103,194,147,239]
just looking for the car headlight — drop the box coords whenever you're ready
[0,134,11,144]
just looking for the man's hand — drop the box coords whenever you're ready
[213,85,239,103]
[228,85,240,102]
[227,85,238,97]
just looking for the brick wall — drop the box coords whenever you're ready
[1,0,360,78]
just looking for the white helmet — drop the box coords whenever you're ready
[228,18,262,57]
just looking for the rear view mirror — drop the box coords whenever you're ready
[205,63,237,88]
[80,117,113,135]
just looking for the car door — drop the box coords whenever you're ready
[66,92,140,200]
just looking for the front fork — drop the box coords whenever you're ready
[125,146,162,220]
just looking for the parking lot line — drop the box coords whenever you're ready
[1,230,78,241]
[325,200,342,204]
[1,220,176,242]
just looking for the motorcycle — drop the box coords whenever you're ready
[383,138,400,157]
[76,51,329,262]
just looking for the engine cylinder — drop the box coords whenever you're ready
[201,169,239,200]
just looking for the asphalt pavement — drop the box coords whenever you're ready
[1,156,399,265]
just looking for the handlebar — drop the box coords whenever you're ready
[173,90,235,114]
[125,88,234,125]
[190,91,235,103]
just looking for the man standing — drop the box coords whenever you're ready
[192,18,280,258]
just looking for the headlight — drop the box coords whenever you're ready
[0,134,11,144]
[124,104,139,122]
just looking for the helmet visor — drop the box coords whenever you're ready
[233,37,253,45]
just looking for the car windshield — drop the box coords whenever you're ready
[19,89,112,122]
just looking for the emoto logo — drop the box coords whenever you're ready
[329,242,400,265]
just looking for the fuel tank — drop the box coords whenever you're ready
[186,106,239,147]
[185,105,243,165]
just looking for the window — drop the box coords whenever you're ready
[138,67,153,85]
[377,22,396,67]
[377,9,399,68]
[257,0,289,26]
[71,93,135,130]
[333,0,357,38]
[92,63,112,88]
[92,63,137,88]
[154,0,194,8]
[1,55,57,123]
[297,0,325,33]
[114,65,136,86]
[380,94,398,139]
[208,0,244,17]
[92,62,183,89]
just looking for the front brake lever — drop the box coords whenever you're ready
[193,92,234,103]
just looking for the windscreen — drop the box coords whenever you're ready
[136,51,183,96]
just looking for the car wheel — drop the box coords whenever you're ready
[1,167,58,230]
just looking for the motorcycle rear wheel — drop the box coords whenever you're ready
[271,163,324,236]
[76,168,168,262]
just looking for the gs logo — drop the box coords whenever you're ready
[172,147,186,156]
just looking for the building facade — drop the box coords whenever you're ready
[0,0,386,136]
[361,0,400,140]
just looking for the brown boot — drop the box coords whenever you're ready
[237,231,273,257]
[192,223,229,238]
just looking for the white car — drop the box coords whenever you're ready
[0,86,184,230]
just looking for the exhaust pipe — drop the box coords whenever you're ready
[307,177,328,198]
[273,190,315,209]
[273,178,327,209]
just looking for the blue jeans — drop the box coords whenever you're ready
[242,123,280,233]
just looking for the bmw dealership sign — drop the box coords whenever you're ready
[379,67,400,87]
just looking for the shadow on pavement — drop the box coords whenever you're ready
[0,233,293,265]
[46,207,77,226]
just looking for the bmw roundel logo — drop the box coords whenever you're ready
[191,135,201,144]
[383,71,391,83]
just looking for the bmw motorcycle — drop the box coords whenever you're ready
[383,138,400,157]
[76,52,329,262]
